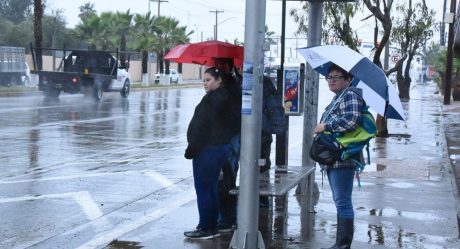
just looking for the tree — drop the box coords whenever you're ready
[133,12,157,75]
[112,10,134,68]
[151,16,191,74]
[363,0,394,69]
[391,0,435,100]
[264,25,276,49]
[0,18,33,47]
[290,1,361,50]
[362,0,396,137]
[41,9,67,49]
[0,0,33,23]
[78,2,96,22]
[75,12,114,50]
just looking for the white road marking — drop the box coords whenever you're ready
[0,191,110,232]
[0,191,103,220]
[144,171,174,188]
[72,191,104,220]
[76,189,196,249]
[0,169,169,185]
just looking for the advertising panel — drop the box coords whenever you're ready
[283,66,303,115]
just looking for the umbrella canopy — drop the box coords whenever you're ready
[298,44,405,121]
[164,40,244,66]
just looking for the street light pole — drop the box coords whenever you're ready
[149,0,168,16]
[209,9,224,40]
[444,0,456,104]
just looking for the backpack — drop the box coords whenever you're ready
[261,76,287,135]
[309,109,376,166]
[334,107,376,162]
[309,87,377,186]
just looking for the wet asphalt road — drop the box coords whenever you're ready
[1,82,460,249]
[0,89,205,248]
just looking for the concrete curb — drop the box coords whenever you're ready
[0,82,202,97]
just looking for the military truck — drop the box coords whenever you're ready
[0,46,28,87]
[31,47,131,101]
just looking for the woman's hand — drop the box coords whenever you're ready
[314,123,325,133]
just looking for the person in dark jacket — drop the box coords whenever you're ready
[183,67,233,240]
[213,58,241,232]
[315,64,364,249]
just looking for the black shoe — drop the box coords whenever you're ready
[217,223,235,233]
[184,228,220,239]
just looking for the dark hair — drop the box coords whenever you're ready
[328,64,352,80]
[214,58,234,69]
[204,67,224,81]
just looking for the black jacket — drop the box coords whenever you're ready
[185,87,233,159]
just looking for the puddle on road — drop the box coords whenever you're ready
[104,240,142,249]
[367,208,440,221]
[449,154,459,160]
[360,222,454,248]
[386,182,416,188]
[362,163,386,172]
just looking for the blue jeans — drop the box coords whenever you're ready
[218,135,240,227]
[193,144,230,230]
[326,167,355,219]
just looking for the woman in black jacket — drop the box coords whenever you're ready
[183,67,233,239]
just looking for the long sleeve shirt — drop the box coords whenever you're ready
[320,87,364,169]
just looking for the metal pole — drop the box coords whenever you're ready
[444,0,456,105]
[230,0,266,248]
[157,0,161,16]
[299,0,323,208]
[209,10,223,40]
[275,0,288,166]
[384,41,389,70]
[441,0,448,46]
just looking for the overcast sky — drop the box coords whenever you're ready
[47,0,445,59]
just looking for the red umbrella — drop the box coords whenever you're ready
[164,40,244,66]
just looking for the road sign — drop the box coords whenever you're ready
[391,54,400,63]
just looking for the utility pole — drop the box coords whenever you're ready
[441,0,448,46]
[444,0,456,104]
[149,0,168,16]
[209,9,224,40]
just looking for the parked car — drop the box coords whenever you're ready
[155,69,180,84]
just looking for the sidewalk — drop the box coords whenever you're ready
[106,82,460,249]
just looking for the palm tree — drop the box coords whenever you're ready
[78,2,97,22]
[151,16,192,74]
[76,14,106,49]
[133,12,157,79]
[113,10,134,68]
[34,0,43,70]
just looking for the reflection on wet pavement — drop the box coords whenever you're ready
[105,239,142,249]
[1,82,459,248]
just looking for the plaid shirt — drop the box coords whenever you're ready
[320,87,364,169]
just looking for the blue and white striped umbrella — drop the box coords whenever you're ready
[298,45,405,121]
